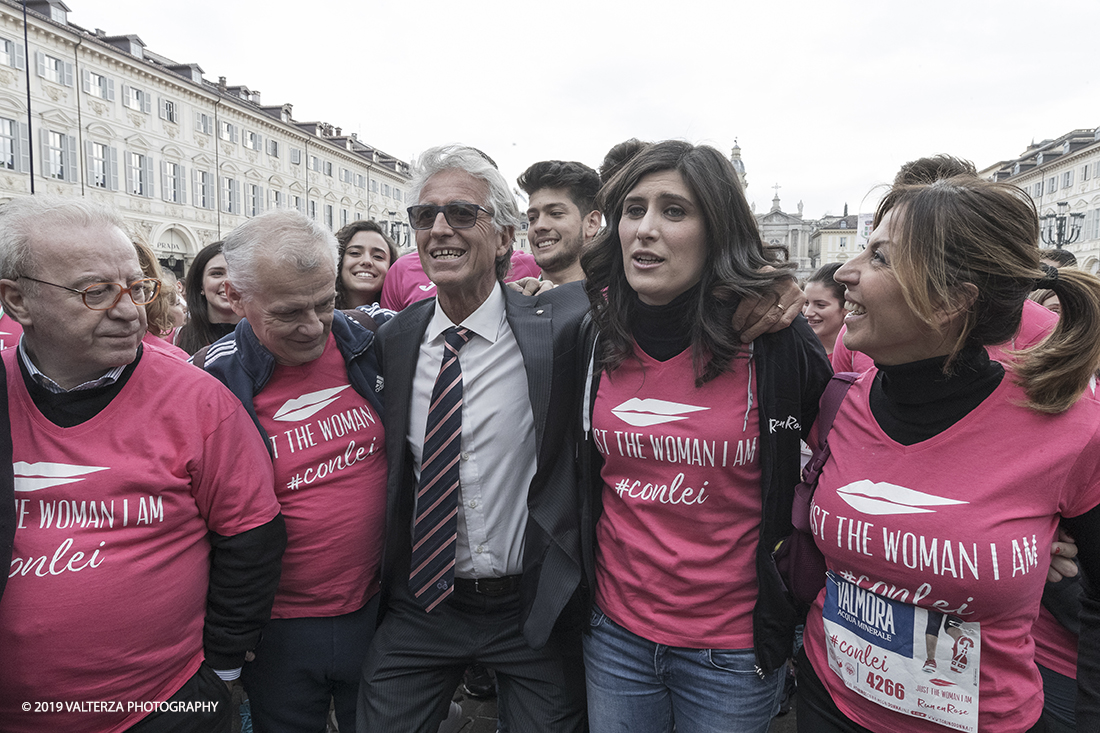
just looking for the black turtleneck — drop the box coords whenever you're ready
[210,321,237,342]
[629,286,697,361]
[869,344,1003,446]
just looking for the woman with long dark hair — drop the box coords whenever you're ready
[579,140,831,732]
[334,220,398,310]
[175,241,239,354]
[797,176,1100,733]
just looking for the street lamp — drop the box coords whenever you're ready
[1040,201,1085,249]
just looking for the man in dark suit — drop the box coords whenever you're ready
[358,145,589,733]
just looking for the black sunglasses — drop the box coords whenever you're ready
[407,203,492,231]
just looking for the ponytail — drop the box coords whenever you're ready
[1014,266,1100,413]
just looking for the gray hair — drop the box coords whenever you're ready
[221,209,339,300]
[409,144,520,281]
[0,195,126,280]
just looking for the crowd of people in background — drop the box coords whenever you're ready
[0,141,1098,733]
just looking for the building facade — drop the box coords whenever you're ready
[755,191,815,275]
[807,214,859,270]
[981,127,1100,273]
[0,0,412,276]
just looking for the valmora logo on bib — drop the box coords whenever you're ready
[836,479,968,516]
[611,398,708,427]
[15,461,109,492]
[274,385,351,422]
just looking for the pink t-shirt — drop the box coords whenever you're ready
[0,348,279,733]
[253,333,388,618]
[142,330,190,360]
[803,370,1100,733]
[0,309,23,350]
[1033,605,1077,679]
[380,250,542,311]
[830,298,1058,373]
[593,348,762,649]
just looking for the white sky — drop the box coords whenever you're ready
[66,0,1100,219]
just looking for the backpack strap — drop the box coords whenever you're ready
[191,344,210,369]
[802,371,859,487]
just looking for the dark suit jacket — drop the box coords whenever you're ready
[376,282,589,651]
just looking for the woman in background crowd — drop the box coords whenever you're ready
[158,269,187,338]
[803,262,846,357]
[176,241,239,354]
[133,240,188,359]
[1030,287,1061,317]
[798,176,1100,733]
[335,220,398,310]
[580,140,831,733]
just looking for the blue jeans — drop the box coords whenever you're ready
[1038,664,1076,732]
[584,606,783,733]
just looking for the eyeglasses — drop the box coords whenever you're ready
[19,276,161,310]
[407,203,492,231]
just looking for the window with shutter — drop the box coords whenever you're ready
[0,37,22,69]
[87,141,110,188]
[0,117,14,170]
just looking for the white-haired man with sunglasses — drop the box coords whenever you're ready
[358,145,590,732]
[0,195,285,733]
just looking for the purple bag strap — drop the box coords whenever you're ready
[803,372,858,484]
[792,372,858,533]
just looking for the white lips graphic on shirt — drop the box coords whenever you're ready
[610,398,709,427]
[14,461,109,492]
[273,385,351,422]
[835,479,969,516]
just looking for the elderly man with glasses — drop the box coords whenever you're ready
[0,195,285,733]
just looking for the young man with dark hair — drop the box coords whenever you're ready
[517,160,602,285]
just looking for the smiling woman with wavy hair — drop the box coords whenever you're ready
[797,175,1100,733]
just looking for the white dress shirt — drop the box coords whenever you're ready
[408,284,535,578]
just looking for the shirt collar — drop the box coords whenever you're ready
[426,282,507,345]
[17,336,127,393]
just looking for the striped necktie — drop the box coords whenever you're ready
[410,326,471,611]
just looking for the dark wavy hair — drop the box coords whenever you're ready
[581,140,792,386]
[894,154,977,186]
[806,262,845,305]
[599,138,650,185]
[334,220,398,308]
[175,241,226,355]
[517,160,601,216]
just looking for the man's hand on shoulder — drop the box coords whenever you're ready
[507,277,555,297]
[732,270,806,343]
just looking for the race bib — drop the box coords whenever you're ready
[822,572,981,733]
